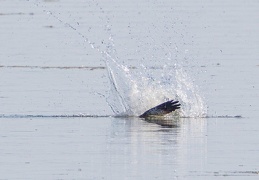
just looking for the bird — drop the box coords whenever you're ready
[139,100,181,118]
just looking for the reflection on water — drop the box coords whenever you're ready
[108,116,207,178]
[1,116,258,179]
[141,116,180,128]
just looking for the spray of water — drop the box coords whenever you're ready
[103,38,207,117]
[31,0,207,118]
[101,22,207,118]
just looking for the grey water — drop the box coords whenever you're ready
[1,0,259,179]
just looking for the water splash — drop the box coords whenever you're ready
[32,1,206,117]
[175,67,207,117]
[104,51,207,118]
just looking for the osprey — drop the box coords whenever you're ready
[139,100,181,118]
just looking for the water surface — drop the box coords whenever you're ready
[0,0,259,179]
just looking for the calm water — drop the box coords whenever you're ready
[1,0,259,179]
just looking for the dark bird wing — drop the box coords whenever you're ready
[139,100,181,118]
